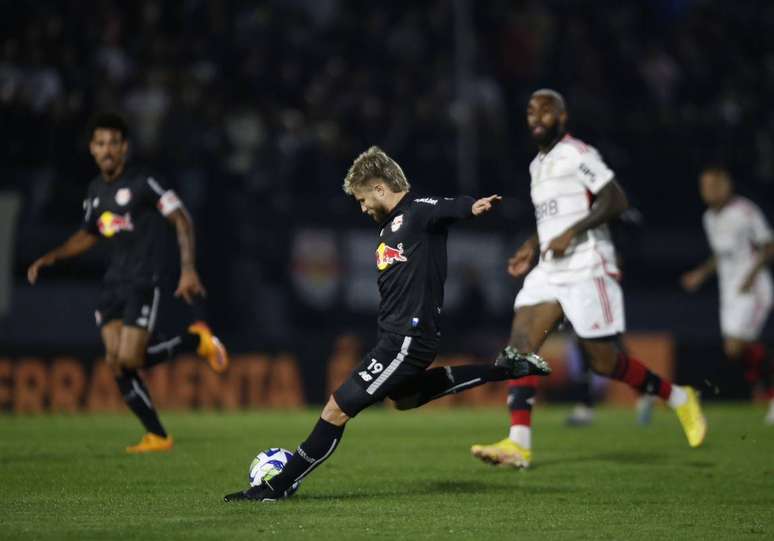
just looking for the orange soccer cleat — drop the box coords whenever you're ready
[126,433,174,454]
[188,321,229,373]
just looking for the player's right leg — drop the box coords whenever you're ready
[224,394,350,502]
[116,324,174,453]
[102,282,173,453]
[101,319,123,375]
[470,299,564,469]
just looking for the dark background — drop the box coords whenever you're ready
[1,0,772,401]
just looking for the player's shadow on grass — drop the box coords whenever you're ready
[296,480,574,500]
[533,450,670,469]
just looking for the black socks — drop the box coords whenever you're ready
[265,418,344,493]
[115,370,167,437]
[144,331,200,368]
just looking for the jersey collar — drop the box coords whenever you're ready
[537,131,567,160]
[380,192,410,227]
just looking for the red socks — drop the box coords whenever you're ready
[611,353,672,400]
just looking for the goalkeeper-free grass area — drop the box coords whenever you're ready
[1,404,772,540]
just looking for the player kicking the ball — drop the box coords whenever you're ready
[470,89,707,469]
[681,166,774,424]
[224,146,551,502]
[28,113,228,453]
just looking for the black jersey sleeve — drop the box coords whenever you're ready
[81,184,99,235]
[138,175,183,216]
[413,195,475,230]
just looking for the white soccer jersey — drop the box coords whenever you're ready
[529,134,618,284]
[703,196,773,300]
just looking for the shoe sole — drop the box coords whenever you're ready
[126,446,173,454]
[495,350,552,377]
[209,337,229,373]
[471,448,529,469]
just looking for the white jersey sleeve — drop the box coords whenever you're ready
[750,205,773,245]
[575,147,615,194]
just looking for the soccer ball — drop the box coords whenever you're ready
[248,448,300,496]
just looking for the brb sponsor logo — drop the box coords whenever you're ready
[98,211,134,238]
[375,242,407,271]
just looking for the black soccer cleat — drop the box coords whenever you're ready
[223,483,283,503]
[495,346,552,378]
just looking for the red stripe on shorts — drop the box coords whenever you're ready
[595,277,613,324]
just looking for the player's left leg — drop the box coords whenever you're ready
[143,294,228,373]
[386,349,551,411]
[116,325,174,453]
[581,337,706,447]
[565,274,706,447]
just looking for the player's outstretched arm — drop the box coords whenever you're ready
[740,241,774,292]
[27,229,98,284]
[166,208,206,303]
[680,256,716,293]
[471,195,502,216]
[544,179,628,257]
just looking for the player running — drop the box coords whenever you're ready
[27,113,228,453]
[224,146,551,502]
[681,166,774,424]
[470,89,707,469]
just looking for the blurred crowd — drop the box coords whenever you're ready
[2,0,773,343]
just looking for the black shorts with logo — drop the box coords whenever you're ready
[333,331,440,417]
[95,280,161,331]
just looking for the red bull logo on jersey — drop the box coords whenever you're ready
[97,211,134,238]
[376,242,407,271]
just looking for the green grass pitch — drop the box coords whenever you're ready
[1,404,772,540]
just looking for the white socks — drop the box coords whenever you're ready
[509,425,531,449]
[667,385,688,408]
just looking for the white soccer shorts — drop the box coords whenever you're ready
[719,286,772,342]
[514,265,625,338]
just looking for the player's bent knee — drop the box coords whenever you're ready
[321,396,350,427]
[582,341,618,375]
[393,393,422,410]
[589,356,616,376]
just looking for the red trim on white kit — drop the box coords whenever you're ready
[595,277,613,324]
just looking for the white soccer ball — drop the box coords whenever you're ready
[248,447,300,496]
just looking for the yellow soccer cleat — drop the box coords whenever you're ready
[126,433,174,454]
[189,321,229,374]
[471,438,531,468]
[675,387,707,448]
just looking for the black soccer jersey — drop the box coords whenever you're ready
[374,193,475,339]
[81,167,182,284]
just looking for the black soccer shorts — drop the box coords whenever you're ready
[333,331,439,417]
[94,281,161,331]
